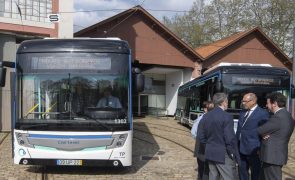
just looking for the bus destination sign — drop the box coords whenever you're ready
[232,77,281,86]
[31,56,111,70]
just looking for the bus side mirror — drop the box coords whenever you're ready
[0,67,7,87]
[136,74,144,92]
[132,67,145,92]
[215,81,223,92]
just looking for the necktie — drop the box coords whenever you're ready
[244,111,250,119]
[239,110,251,139]
[241,110,251,127]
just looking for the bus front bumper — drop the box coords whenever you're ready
[19,158,126,167]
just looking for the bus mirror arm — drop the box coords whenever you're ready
[136,74,145,92]
[0,61,15,87]
[291,84,295,99]
[215,80,223,92]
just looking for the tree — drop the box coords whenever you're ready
[163,0,207,48]
[163,0,295,56]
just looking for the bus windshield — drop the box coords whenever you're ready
[222,74,290,112]
[16,52,129,131]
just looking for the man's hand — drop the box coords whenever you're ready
[262,134,270,140]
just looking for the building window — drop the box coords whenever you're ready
[0,0,4,17]
[0,0,52,22]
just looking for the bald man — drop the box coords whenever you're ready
[236,93,269,180]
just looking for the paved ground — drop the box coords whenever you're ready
[0,117,294,180]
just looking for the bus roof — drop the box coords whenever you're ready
[204,62,272,74]
[207,64,289,75]
[17,38,130,54]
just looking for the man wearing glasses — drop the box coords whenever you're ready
[236,93,269,180]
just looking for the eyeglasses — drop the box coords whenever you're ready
[242,99,252,103]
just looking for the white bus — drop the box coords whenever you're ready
[0,38,144,167]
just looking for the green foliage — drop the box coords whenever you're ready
[163,0,295,56]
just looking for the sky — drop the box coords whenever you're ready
[73,0,197,32]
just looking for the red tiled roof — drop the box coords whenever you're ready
[195,27,292,70]
[195,29,252,59]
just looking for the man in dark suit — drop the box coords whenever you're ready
[236,93,269,180]
[198,93,240,180]
[258,92,294,180]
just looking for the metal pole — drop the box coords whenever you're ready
[292,27,295,119]
[138,94,141,116]
[293,27,295,86]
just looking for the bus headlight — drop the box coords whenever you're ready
[116,141,122,147]
[17,133,22,139]
[107,134,128,149]
[15,133,25,145]
[119,134,127,140]
[19,140,25,145]
[116,134,128,148]
[14,133,33,148]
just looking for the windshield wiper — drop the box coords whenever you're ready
[19,123,49,130]
[85,117,113,131]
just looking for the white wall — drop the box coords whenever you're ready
[165,70,183,116]
[58,0,73,38]
[0,34,16,131]
[148,95,165,108]
[183,68,193,84]
[0,17,54,29]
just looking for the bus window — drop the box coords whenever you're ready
[230,100,236,109]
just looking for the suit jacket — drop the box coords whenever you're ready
[236,106,269,155]
[258,108,295,165]
[194,138,206,161]
[198,107,240,164]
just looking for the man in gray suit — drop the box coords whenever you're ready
[198,93,240,180]
[258,92,294,180]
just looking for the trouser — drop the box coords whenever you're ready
[259,162,282,180]
[208,154,238,180]
[197,158,209,180]
[239,153,261,180]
